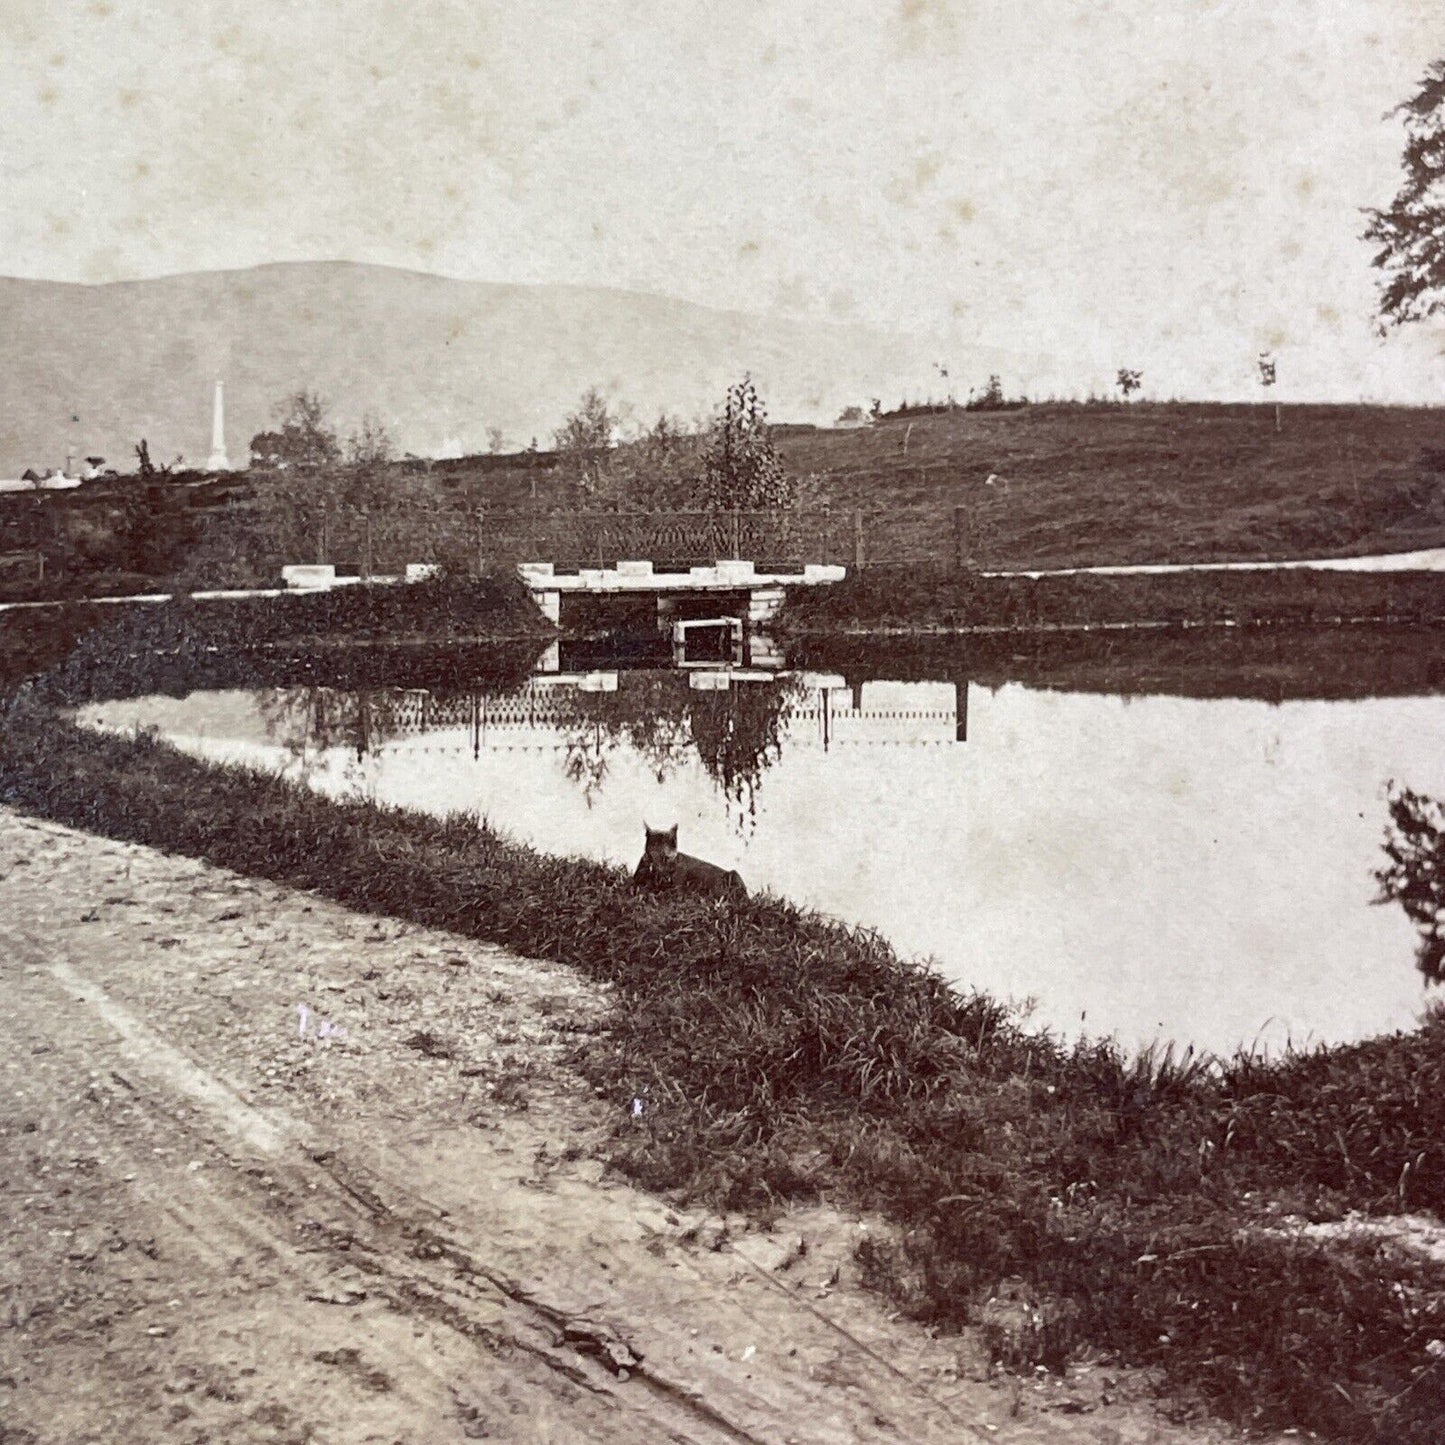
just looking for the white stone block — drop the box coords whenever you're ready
[517,561,555,579]
[802,564,847,583]
[616,560,654,578]
[715,559,756,583]
[534,590,561,623]
[281,564,338,590]
[406,563,443,583]
[688,671,734,691]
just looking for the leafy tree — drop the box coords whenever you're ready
[966,375,1008,411]
[131,438,183,478]
[1115,368,1142,399]
[554,387,614,454]
[332,412,395,512]
[250,390,341,470]
[346,412,393,468]
[700,376,792,510]
[1364,59,1445,325]
[561,411,703,512]
[554,387,617,496]
[611,414,704,510]
[486,426,507,454]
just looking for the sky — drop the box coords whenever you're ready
[3,0,1443,401]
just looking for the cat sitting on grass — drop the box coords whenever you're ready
[632,824,747,900]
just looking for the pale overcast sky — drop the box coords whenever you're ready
[3,0,1442,400]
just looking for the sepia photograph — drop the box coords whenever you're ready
[4,3,1445,1441]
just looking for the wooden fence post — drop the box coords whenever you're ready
[820,505,831,566]
[730,508,741,560]
[318,505,329,566]
[474,508,485,577]
[361,512,373,582]
[852,508,864,570]
[953,505,970,573]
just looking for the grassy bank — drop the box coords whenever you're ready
[0,603,112,690]
[1,573,550,703]
[780,563,1445,635]
[3,610,1445,1439]
[3,713,1444,1439]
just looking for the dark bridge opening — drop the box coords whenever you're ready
[561,589,756,634]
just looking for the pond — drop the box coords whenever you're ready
[77,628,1445,1056]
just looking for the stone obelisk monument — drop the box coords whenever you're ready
[206,379,231,471]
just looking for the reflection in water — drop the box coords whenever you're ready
[77,643,1444,1056]
[554,672,813,824]
[797,623,1445,705]
[1376,787,1445,984]
[249,670,964,826]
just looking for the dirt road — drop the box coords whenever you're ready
[0,809,1246,1444]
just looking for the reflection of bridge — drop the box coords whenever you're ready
[341,671,966,755]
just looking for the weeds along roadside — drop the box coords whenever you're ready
[2,595,1445,1440]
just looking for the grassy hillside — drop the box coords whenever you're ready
[388,400,1445,570]
[7,401,1445,595]
[782,401,1445,568]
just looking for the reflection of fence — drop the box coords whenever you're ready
[382,690,588,732]
[345,678,963,749]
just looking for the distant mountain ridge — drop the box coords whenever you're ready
[0,261,1037,477]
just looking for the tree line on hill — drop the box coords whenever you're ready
[245,376,799,513]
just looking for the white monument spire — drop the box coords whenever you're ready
[206,379,230,471]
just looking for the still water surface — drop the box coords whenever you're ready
[80,655,1444,1055]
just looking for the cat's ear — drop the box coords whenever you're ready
[664,825,678,845]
